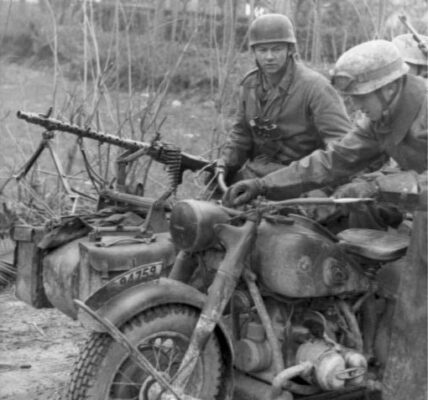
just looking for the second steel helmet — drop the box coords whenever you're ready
[392,33,428,66]
[330,40,409,95]
[249,14,296,47]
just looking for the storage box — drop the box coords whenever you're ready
[12,224,52,308]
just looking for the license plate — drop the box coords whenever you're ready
[115,262,163,287]
[85,261,164,309]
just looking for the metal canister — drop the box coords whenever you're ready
[342,350,368,386]
[296,340,346,391]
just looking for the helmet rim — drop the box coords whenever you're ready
[331,40,409,95]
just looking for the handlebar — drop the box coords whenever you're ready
[212,170,374,210]
[263,197,374,207]
[219,197,375,219]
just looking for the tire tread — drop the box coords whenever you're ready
[65,304,224,400]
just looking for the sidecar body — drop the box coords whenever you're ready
[12,197,177,319]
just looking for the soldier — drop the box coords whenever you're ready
[223,39,427,400]
[392,33,428,78]
[217,13,352,183]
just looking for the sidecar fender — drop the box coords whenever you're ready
[78,277,234,397]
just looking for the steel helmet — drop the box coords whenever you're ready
[392,33,428,66]
[249,14,296,47]
[330,40,409,95]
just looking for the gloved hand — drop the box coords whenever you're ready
[222,178,265,207]
[333,180,379,199]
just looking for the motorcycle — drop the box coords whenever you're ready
[65,195,409,400]
[13,111,409,400]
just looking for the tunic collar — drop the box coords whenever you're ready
[259,58,295,94]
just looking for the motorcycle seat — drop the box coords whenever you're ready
[337,228,409,261]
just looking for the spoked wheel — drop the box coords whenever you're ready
[66,304,225,400]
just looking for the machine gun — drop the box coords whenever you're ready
[398,14,428,57]
[16,110,212,193]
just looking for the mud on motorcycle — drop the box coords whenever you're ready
[66,195,407,400]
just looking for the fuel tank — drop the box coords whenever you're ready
[253,215,371,298]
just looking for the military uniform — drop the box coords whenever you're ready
[261,74,427,199]
[222,59,352,179]
[257,73,427,400]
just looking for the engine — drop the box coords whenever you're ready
[231,292,368,392]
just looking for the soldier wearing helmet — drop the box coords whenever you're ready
[223,39,427,400]
[392,33,428,78]
[224,39,426,204]
[217,13,351,184]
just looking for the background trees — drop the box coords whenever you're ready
[0,0,427,281]
[1,0,427,201]
[2,0,427,89]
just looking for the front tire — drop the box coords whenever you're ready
[66,304,225,400]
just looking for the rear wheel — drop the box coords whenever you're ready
[66,304,225,400]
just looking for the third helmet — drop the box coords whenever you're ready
[392,33,428,66]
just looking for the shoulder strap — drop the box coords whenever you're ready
[240,68,259,86]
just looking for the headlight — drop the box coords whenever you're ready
[169,200,229,251]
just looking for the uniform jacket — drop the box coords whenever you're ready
[256,75,428,400]
[222,59,352,174]
[259,73,427,400]
[261,73,428,200]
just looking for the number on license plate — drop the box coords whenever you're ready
[116,262,163,287]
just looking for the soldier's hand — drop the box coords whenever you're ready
[222,179,265,207]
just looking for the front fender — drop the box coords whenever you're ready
[79,277,211,329]
[77,277,234,399]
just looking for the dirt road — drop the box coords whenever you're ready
[0,287,87,400]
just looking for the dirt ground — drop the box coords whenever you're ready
[0,286,88,400]
[0,287,245,400]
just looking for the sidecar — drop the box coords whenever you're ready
[12,190,177,319]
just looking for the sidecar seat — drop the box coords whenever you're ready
[337,228,409,262]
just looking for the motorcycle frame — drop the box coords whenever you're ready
[167,205,374,399]
[77,199,382,400]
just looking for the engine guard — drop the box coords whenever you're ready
[77,277,235,400]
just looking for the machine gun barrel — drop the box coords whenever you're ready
[16,110,211,172]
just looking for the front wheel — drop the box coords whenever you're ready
[66,304,225,400]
